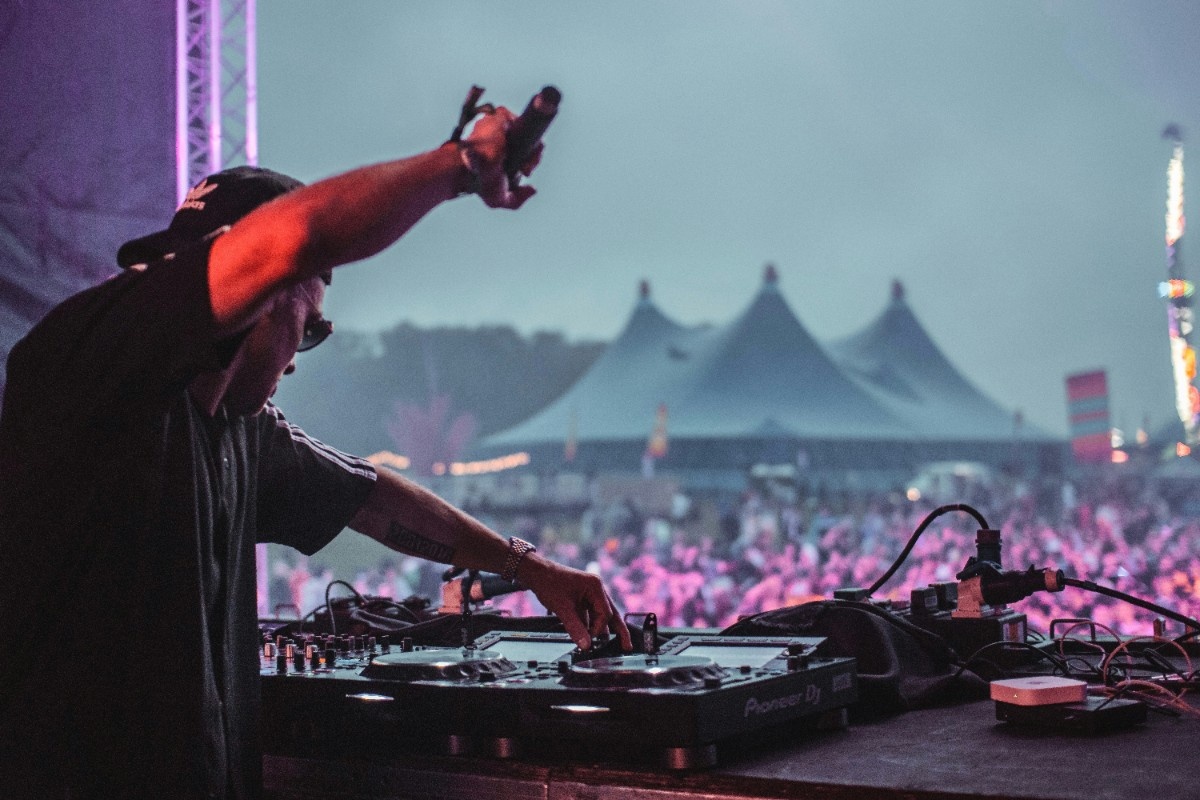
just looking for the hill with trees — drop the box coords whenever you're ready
[271,322,605,465]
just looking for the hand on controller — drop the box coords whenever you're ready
[518,554,633,653]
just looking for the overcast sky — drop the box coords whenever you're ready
[257,1,1200,438]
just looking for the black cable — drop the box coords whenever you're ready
[324,579,367,639]
[866,504,990,597]
[1173,628,1200,646]
[952,639,1071,681]
[1141,647,1191,684]
[1062,656,1106,682]
[364,598,423,624]
[1061,576,1200,632]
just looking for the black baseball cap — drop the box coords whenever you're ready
[117,166,305,268]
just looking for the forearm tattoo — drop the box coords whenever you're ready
[383,520,456,563]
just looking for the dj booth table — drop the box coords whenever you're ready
[263,694,1199,800]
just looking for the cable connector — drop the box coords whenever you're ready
[438,573,523,614]
[954,566,1064,619]
[956,528,1004,581]
[981,566,1065,606]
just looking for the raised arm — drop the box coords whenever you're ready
[206,107,537,338]
[349,468,631,652]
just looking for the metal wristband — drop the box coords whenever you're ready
[500,536,537,583]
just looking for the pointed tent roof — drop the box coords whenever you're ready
[484,267,914,449]
[827,280,1051,440]
[665,265,911,439]
[483,280,716,448]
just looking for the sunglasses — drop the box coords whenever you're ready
[297,317,334,352]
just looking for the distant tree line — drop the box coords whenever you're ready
[272,322,605,458]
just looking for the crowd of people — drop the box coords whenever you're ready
[268,469,1200,639]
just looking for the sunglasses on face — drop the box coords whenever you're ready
[297,317,334,352]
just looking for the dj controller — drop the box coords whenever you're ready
[260,625,858,769]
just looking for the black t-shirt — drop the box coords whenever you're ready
[0,239,376,799]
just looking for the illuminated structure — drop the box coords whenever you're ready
[177,0,258,202]
[1161,125,1196,443]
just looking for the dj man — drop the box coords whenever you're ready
[0,104,630,798]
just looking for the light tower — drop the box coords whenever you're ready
[1160,125,1196,445]
[176,0,258,203]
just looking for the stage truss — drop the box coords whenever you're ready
[176,0,257,202]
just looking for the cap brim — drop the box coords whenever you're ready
[116,228,178,268]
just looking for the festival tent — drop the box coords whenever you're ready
[482,279,721,449]
[481,267,929,480]
[480,269,1062,484]
[826,280,1052,442]
[484,267,914,447]
[662,266,911,440]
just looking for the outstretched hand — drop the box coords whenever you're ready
[518,554,632,652]
[463,106,543,210]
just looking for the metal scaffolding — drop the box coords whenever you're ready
[176,0,257,203]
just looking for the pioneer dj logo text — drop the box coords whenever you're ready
[744,684,822,718]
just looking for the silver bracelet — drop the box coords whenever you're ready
[500,536,537,583]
